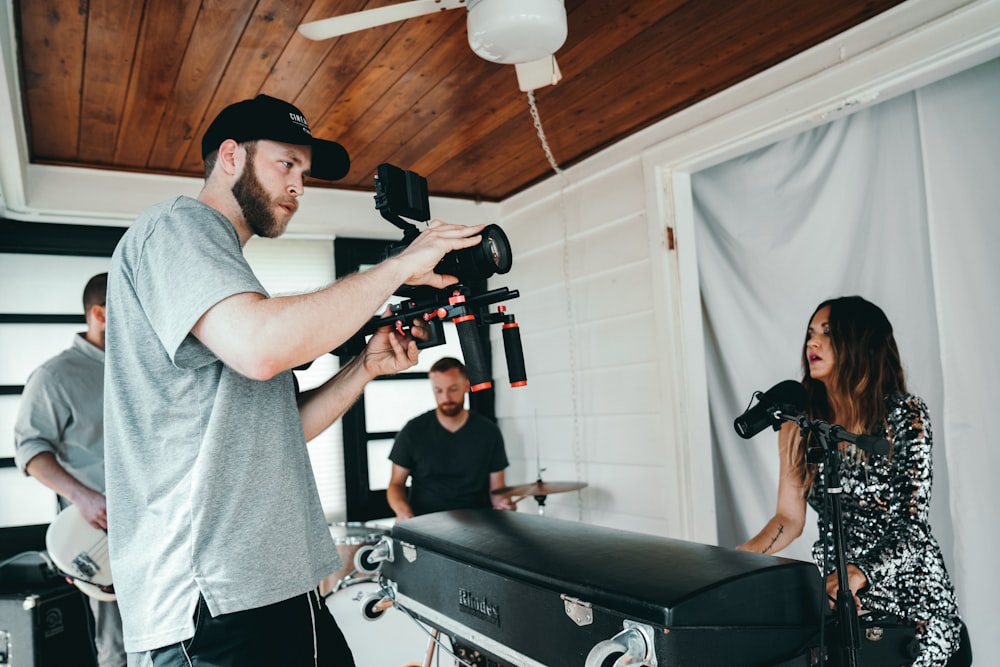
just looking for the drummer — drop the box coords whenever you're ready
[387,357,515,520]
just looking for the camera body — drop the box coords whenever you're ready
[376,164,512,285]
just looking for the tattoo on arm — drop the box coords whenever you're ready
[762,524,784,554]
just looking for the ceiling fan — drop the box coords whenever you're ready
[298,0,567,92]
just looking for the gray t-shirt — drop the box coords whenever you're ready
[104,196,338,652]
[14,333,106,494]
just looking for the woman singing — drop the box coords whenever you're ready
[738,296,969,667]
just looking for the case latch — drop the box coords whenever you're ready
[560,594,593,626]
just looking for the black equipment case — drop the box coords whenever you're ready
[382,509,826,666]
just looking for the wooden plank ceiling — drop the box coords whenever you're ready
[13,0,907,202]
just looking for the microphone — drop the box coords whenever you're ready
[733,380,808,439]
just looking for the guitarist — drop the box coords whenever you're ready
[14,272,126,667]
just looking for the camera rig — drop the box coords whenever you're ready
[335,164,526,392]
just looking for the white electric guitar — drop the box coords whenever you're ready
[45,504,116,602]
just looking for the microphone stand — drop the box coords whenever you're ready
[779,414,889,667]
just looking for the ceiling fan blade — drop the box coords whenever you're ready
[515,56,562,92]
[298,0,468,41]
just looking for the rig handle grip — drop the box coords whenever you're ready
[453,315,492,392]
[502,322,527,387]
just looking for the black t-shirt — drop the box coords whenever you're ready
[389,410,508,515]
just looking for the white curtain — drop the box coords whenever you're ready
[693,57,999,663]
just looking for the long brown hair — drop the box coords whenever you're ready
[791,296,907,482]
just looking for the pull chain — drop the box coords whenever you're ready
[527,91,563,175]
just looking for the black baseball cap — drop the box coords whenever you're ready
[201,94,350,181]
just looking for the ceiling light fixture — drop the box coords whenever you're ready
[466,0,567,65]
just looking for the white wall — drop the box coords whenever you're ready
[495,165,699,537]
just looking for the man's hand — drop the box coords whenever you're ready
[491,496,517,512]
[488,471,516,512]
[393,220,485,288]
[360,312,431,379]
[74,488,109,531]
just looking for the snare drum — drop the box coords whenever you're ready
[320,522,389,596]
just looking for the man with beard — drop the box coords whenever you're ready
[387,357,515,520]
[103,94,486,666]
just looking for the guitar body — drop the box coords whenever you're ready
[45,504,115,602]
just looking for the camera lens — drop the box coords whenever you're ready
[436,224,512,282]
[482,225,512,274]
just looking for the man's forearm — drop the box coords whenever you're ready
[297,354,374,441]
[386,484,414,520]
[24,452,92,504]
[25,452,108,528]
[194,258,413,381]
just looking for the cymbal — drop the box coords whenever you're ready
[491,481,588,497]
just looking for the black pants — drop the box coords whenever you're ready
[149,590,355,666]
[945,621,973,667]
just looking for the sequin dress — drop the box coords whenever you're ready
[807,393,963,667]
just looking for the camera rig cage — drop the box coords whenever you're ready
[335,164,527,393]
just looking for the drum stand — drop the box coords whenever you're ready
[422,629,440,667]
[532,492,549,516]
[331,570,376,596]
